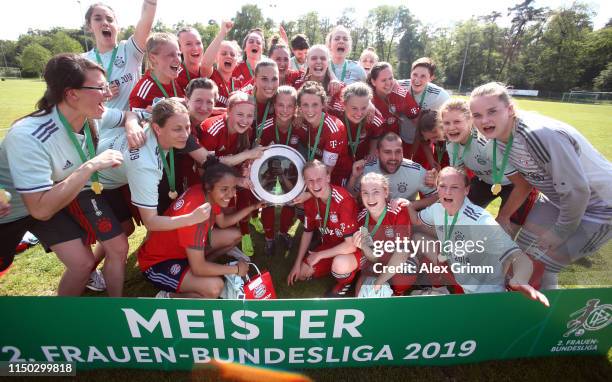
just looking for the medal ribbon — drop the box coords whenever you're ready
[492,133,514,186]
[275,121,293,146]
[246,61,254,78]
[157,141,176,194]
[344,115,363,158]
[365,206,388,238]
[319,190,332,231]
[150,72,178,98]
[94,45,118,79]
[57,109,100,185]
[443,210,460,254]
[307,113,326,162]
[451,132,474,167]
[410,84,428,109]
[254,92,271,143]
[331,61,348,82]
[181,59,200,83]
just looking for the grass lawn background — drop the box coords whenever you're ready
[0,79,610,381]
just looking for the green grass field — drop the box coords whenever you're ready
[0,79,610,381]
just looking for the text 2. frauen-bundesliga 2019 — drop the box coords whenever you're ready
[1,307,478,366]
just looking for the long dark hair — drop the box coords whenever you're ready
[201,155,239,194]
[366,61,392,93]
[16,54,105,148]
[23,53,105,120]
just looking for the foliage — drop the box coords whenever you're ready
[19,43,51,77]
[1,1,610,92]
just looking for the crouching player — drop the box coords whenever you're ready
[287,160,363,297]
[353,173,417,296]
[408,167,549,305]
[138,158,252,298]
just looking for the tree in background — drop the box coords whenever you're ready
[593,62,612,91]
[19,43,51,77]
[2,1,609,93]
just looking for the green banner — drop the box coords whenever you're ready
[1,289,610,371]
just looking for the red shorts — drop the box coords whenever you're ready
[302,240,364,278]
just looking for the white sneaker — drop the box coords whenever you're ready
[155,290,171,298]
[226,247,250,262]
[85,269,106,292]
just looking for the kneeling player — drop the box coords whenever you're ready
[287,160,363,297]
[138,158,254,298]
[353,173,417,296]
[409,167,548,305]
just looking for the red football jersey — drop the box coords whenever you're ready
[210,69,250,108]
[199,114,243,157]
[304,185,359,247]
[137,186,221,271]
[371,85,420,135]
[129,71,185,110]
[357,205,412,256]
[259,117,302,149]
[333,112,385,176]
[282,69,302,87]
[232,61,254,84]
[294,113,347,167]
[176,63,203,91]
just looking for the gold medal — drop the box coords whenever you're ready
[491,183,502,195]
[91,182,104,195]
[168,190,178,199]
[0,188,11,203]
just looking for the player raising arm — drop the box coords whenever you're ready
[83,0,157,110]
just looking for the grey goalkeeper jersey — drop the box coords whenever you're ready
[498,112,612,236]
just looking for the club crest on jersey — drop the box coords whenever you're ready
[290,135,299,145]
[173,198,185,211]
[96,217,113,233]
[114,56,126,68]
[335,228,342,237]
[170,264,182,276]
[387,117,396,125]
[389,105,397,114]
[385,227,395,238]
[330,213,338,223]
[397,182,408,193]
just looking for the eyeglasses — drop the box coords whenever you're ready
[80,84,111,93]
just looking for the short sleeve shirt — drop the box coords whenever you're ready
[418,199,521,293]
[97,126,166,209]
[446,128,516,185]
[83,36,144,111]
[357,158,436,200]
[303,185,359,247]
[129,71,185,111]
[330,60,366,85]
[0,107,123,223]
[137,186,222,271]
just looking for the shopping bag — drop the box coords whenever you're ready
[244,263,277,300]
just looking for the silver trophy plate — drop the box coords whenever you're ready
[249,144,306,205]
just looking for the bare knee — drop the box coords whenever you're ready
[199,277,224,298]
[331,256,356,275]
